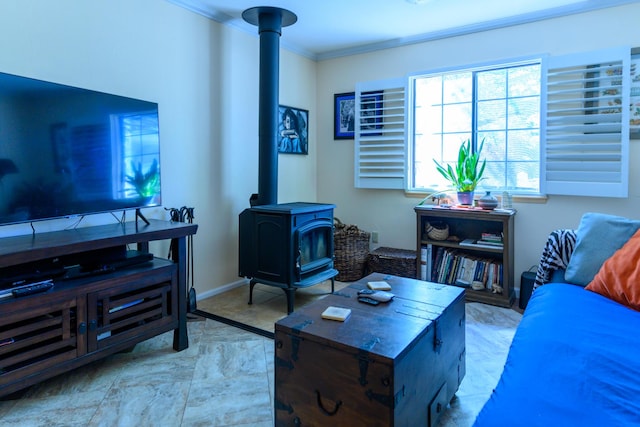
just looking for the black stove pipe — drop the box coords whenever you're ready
[242,7,297,206]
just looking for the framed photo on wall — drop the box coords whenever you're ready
[334,92,355,139]
[278,105,308,155]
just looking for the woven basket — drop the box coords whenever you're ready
[366,247,417,279]
[425,221,449,241]
[333,218,371,282]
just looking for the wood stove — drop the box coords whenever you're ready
[239,202,337,314]
[237,8,337,314]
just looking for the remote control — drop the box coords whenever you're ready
[12,281,54,297]
[358,289,394,302]
[369,291,395,302]
[358,296,380,306]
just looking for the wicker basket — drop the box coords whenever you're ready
[425,221,449,241]
[333,218,371,282]
[366,247,417,279]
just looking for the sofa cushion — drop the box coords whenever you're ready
[564,213,640,286]
[586,228,640,311]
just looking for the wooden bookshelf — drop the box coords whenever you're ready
[415,206,516,307]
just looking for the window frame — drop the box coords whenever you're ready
[406,55,543,196]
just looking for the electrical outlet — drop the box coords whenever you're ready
[372,231,379,243]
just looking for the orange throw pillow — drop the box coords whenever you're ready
[586,228,640,311]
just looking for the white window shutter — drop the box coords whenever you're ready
[354,78,406,189]
[543,46,630,197]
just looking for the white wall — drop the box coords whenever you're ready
[0,0,317,295]
[316,3,640,293]
[2,1,639,297]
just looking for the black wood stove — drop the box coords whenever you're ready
[239,202,337,314]
[237,7,337,314]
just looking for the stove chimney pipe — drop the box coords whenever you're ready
[242,7,297,206]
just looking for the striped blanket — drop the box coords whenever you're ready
[533,229,577,290]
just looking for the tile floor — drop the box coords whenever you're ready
[0,283,522,427]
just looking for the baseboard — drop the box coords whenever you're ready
[196,278,249,301]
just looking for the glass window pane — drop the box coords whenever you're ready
[477,100,506,131]
[508,96,540,129]
[508,65,541,97]
[479,132,506,162]
[442,103,472,133]
[506,161,539,191]
[507,130,539,161]
[477,69,506,100]
[482,160,506,189]
[443,73,472,103]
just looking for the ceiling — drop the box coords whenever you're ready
[167,0,638,60]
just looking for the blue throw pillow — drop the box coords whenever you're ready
[565,213,640,286]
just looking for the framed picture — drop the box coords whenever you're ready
[334,92,355,139]
[278,105,308,155]
[334,91,383,140]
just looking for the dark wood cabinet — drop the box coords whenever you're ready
[274,273,465,426]
[0,219,197,397]
[415,206,515,308]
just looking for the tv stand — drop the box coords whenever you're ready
[0,219,197,397]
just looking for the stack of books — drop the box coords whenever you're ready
[480,232,503,244]
[459,237,503,250]
[430,247,503,291]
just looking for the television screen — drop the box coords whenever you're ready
[0,71,161,225]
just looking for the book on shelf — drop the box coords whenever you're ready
[481,232,503,242]
[420,244,433,281]
[431,247,503,290]
[459,238,504,250]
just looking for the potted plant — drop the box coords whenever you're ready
[433,139,486,205]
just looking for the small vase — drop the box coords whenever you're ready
[478,191,499,210]
[457,191,474,206]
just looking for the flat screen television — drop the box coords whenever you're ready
[0,71,161,226]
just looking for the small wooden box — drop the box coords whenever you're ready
[274,273,465,426]
[367,247,417,279]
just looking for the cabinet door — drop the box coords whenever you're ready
[0,294,84,392]
[87,265,177,353]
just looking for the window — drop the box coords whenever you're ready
[409,60,541,194]
[355,47,631,198]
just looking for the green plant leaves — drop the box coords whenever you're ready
[433,139,486,192]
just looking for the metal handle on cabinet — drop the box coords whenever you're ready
[315,390,342,416]
[78,323,87,334]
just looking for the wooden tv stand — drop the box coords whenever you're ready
[0,219,198,397]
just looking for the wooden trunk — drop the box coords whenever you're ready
[274,273,465,426]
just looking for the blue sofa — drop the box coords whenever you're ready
[474,213,640,426]
[473,282,640,426]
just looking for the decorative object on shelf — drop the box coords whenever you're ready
[501,191,513,209]
[477,191,499,210]
[425,221,449,240]
[433,139,486,206]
